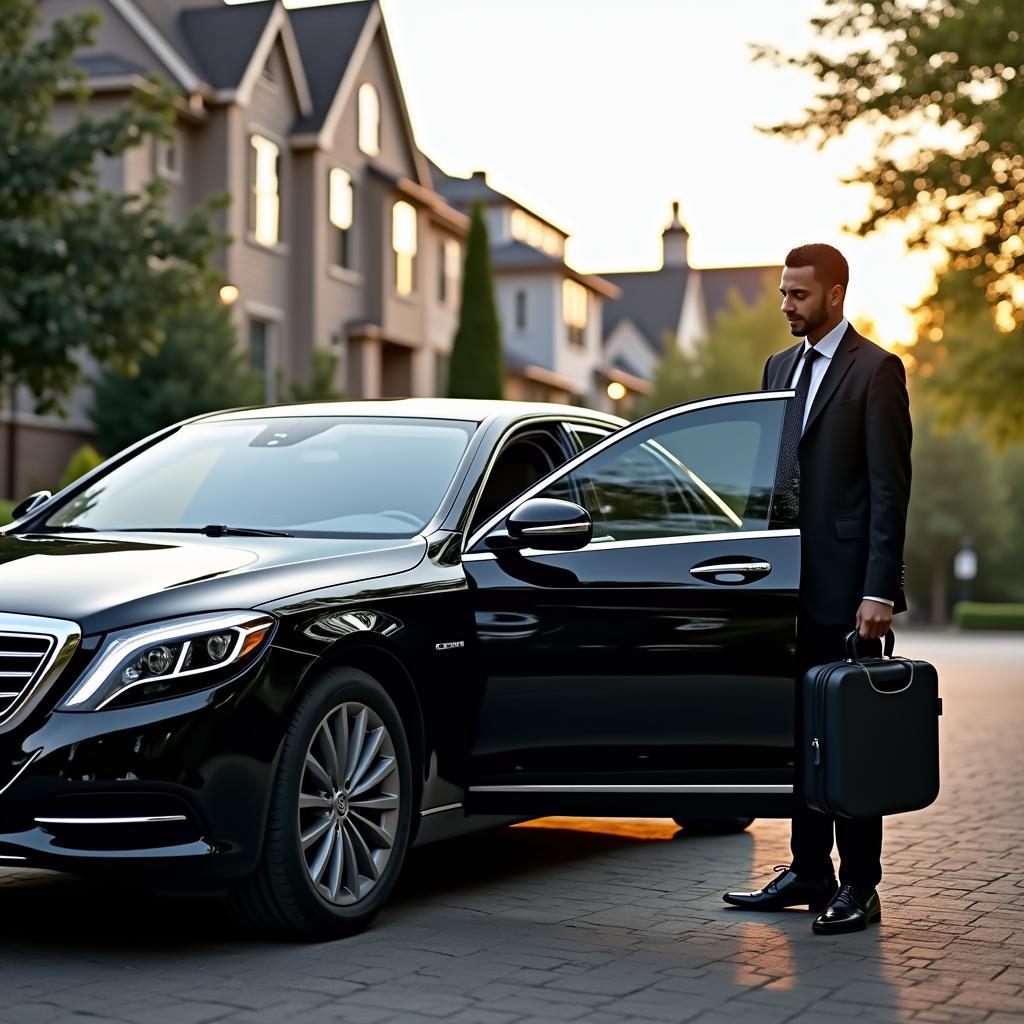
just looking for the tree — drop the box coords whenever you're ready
[0,0,226,492]
[447,201,503,399]
[903,399,1011,623]
[756,0,1024,438]
[284,349,345,403]
[90,296,262,457]
[640,279,792,414]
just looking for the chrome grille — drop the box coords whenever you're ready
[0,632,55,715]
[0,614,81,730]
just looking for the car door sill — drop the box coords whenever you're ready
[468,784,793,794]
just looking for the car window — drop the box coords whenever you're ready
[539,399,785,543]
[470,427,567,533]
[566,423,615,452]
[44,417,476,538]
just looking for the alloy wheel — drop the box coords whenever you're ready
[297,701,399,906]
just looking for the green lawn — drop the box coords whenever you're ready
[0,501,14,526]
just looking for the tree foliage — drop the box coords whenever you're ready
[903,396,1012,622]
[90,297,262,457]
[0,0,226,414]
[639,278,792,414]
[756,0,1024,438]
[447,201,503,400]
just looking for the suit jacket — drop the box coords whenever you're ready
[762,324,912,625]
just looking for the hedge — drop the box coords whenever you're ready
[953,602,1024,631]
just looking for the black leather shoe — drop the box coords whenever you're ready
[723,865,838,911]
[812,884,881,934]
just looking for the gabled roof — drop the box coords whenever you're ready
[430,165,510,209]
[289,1,374,133]
[489,242,620,299]
[178,1,275,89]
[431,161,569,237]
[601,266,690,355]
[701,265,781,326]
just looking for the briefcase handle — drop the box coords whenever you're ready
[844,629,914,694]
[844,628,895,663]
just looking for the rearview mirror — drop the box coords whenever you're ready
[11,490,52,521]
[486,497,592,552]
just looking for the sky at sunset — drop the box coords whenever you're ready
[236,0,944,346]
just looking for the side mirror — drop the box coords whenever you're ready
[11,490,52,521]
[486,497,592,552]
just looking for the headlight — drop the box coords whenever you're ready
[60,611,275,711]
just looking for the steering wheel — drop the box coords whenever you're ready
[376,509,422,527]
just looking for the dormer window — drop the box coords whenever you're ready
[358,83,380,157]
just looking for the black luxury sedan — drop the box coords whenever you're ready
[0,393,802,937]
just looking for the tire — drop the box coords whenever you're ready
[672,816,754,835]
[230,667,413,940]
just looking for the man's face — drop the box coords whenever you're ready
[779,265,834,338]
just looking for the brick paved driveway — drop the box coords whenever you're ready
[1,631,1021,1024]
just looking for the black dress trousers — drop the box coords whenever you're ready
[789,614,884,889]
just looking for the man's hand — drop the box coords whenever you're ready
[857,598,893,640]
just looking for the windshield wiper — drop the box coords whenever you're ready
[121,525,293,538]
[26,524,98,533]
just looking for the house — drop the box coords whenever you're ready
[602,202,782,407]
[431,166,620,410]
[8,0,467,497]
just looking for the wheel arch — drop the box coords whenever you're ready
[308,638,427,809]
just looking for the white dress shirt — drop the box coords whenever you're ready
[788,317,848,431]
[789,317,894,608]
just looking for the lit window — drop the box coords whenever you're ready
[249,134,280,246]
[329,167,354,268]
[438,238,460,306]
[562,279,588,346]
[511,209,529,243]
[392,200,417,295]
[358,83,380,156]
[542,227,563,257]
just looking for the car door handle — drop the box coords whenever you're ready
[690,559,772,584]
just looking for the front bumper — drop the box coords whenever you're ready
[0,645,315,880]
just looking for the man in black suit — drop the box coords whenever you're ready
[723,243,912,934]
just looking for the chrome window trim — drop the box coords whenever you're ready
[34,815,188,825]
[0,613,81,731]
[468,784,793,794]
[460,414,623,548]
[464,391,794,553]
[461,527,800,562]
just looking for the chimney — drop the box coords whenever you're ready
[662,200,689,268]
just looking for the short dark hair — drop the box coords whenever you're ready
[785,243,849,290]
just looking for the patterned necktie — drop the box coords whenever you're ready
[772,346,822,523]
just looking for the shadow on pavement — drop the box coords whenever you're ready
[0,817,744,950]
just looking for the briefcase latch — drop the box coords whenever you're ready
[811,737,821,766]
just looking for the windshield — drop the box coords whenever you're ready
[43,416,476,538]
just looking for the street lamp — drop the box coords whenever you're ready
[606,381,627,402]
[953,536,977,604]
[219,283,240,306]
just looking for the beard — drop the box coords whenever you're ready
[787,295,830,337]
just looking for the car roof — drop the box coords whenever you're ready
[198,397,627,429]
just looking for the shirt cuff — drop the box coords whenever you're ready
[863,596,895,607]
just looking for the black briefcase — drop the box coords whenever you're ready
[801,630,942,818]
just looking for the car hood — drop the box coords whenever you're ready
[0,531,427,634]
